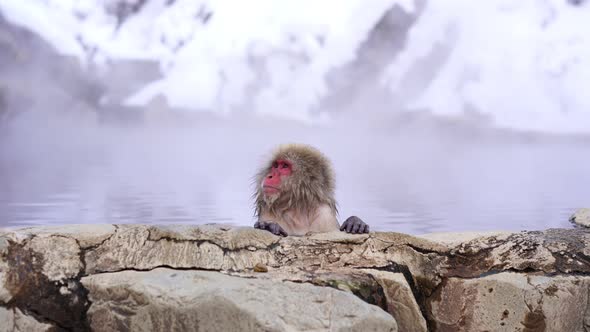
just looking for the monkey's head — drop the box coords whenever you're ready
[254,144,337,217]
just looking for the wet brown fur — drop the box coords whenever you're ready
[254,144,338,219]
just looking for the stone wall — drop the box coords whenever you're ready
[1,224,589,331]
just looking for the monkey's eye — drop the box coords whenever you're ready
[281,163,289,169]
[272,162,278,168]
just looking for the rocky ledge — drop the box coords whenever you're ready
[1,225,590,332]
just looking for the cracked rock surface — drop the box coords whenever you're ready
[0,306,54,332]
[429,272,590,331]
[1,224,590,331]
[82,268,397,332]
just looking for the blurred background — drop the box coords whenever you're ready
[0,0,589,234]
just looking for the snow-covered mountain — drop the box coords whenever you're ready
[0,0,588,133]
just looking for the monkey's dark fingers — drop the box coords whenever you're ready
[340,219,353,232]
[268,223,288,237]
[341,216,369,234]
[346,220,355,233]
[351,222,361,234]
[356,223,368,234]
[358,224,367,233]
[359,221,370,233]
[362,224,370,233]
[255,221,273,230]
[255,221,287,237]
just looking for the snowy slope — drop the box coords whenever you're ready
[0,0,588,133]
[385,0,590,133]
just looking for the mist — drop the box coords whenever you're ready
[2,102,588,234]
[1,0,589,234]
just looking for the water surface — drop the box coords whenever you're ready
[1,112,588,235]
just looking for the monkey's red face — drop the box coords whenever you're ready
[262,159,292,196]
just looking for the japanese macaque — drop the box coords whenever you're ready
[253,143,369,236]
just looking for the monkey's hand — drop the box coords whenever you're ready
[340,216,370,234]
[254,221,288,237]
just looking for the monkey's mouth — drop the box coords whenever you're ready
[262,185,280,195]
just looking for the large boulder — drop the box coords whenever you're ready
[82,268,398,332]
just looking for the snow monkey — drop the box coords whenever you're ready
[253,143,369,236]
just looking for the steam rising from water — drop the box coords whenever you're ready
[1,110,589,234]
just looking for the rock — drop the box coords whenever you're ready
[231,266,424,330]
[0,231,91,330]
[6,224,117,249]
[3,224,590,331]
[0,237,10,303]
[418,230,511,247]
[0,307,54,332]
[27,235,82,281]
[428,272,590,332]
[570,208,590,227]
[82,268,398,332]
[445,228,590,277]
[83,224,281,273]
[362,269,427,332]
[253,262,268,272]
[81,225,448,300]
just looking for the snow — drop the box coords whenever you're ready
[0,0,84,57]
[386,0,590,133]
[0,0,589,133]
